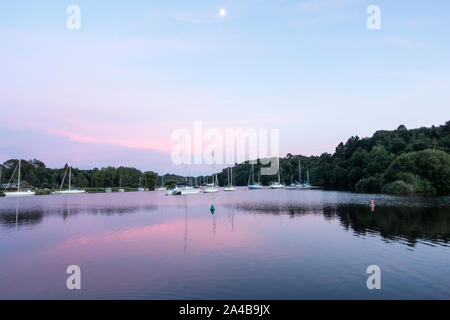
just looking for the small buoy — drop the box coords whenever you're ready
[210,205,215,214]
[370,200,375,212]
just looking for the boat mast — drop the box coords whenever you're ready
[68,166,71,190]
[231,167,233,186]
[17,159,21,191]
[298,159,302,185]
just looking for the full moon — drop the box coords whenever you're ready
[219,8,227,17]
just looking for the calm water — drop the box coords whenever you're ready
[0,189,449,299]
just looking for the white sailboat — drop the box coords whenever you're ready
[302,168,312,189]
[295,159,305,189]
[179,167,200,195]
[56,165,86,194]
[4,160,36,197]
[118,177,125,192]
[248,162,262,190]
[180,186,200,195]
[204,165,219,193]
[285,175,297,189]
[270,160,285,189]
[166,185,181,195]
[224,166,236,191]
[156,172,167,191]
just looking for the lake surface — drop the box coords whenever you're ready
[0,189,449,299]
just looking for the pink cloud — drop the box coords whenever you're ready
[46,129,172,153]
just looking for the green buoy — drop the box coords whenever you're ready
[210,204,215,214]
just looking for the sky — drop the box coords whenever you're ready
[0,0,449,174]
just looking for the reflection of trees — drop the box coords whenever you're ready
[0,209,44,229]
[0,204,158,230]
[334,205,450,247]
[226,202,450,247]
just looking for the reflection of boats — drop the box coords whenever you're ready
[270,161,285,189]
[224,167,236,191]
[56,165,86,195]
[4,160,36,197]
[248,162,262,190]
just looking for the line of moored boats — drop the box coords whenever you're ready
[1,159,315,198]
[164,160,315,196]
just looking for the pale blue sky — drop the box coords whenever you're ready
[0,0,449,173]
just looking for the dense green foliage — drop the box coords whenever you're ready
[216,121,450,195]
[1,122,449,195]
[0,160,158,191]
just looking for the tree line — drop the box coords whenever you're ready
[213,121,450,195]
[1,121,449,195]
[0,161,158,191]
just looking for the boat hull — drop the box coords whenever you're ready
[180,188,200,195]
[4,190,35,197]
[270,184,285,189]
[248,185,263,190]
[223,187,236,191]
[56,190,86,195]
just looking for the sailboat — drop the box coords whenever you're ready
[4,160,35,197]
[56,165,86,194]
[224,166,236,191]
[118,177,125,192]
[204,165,219,193]
[179,167,200,195]
[248,162,262,190]
[303,168,312,189]
[137,177,145,192]
[156,173,167,191]
[285,174,296,189]
[295,159,305,189]
[270,159,285,189]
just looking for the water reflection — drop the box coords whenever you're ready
[227,202,450,247]
[335,205,450,247]
[0,198,158,230]
[0,190,449,299]
[1,191,449,248]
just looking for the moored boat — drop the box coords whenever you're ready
[4,160,35,197]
